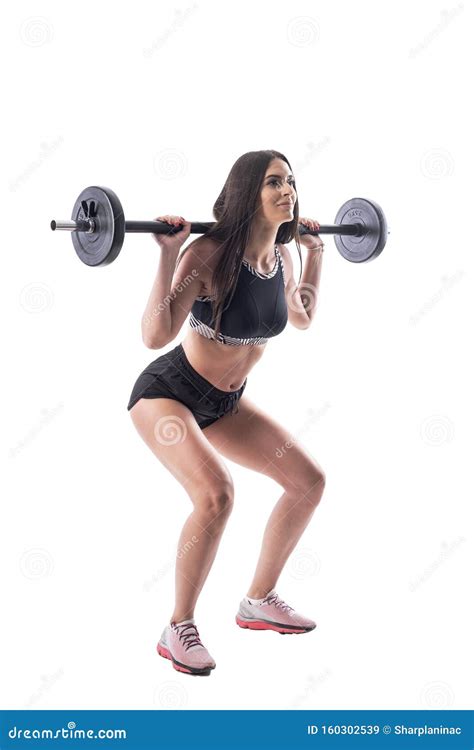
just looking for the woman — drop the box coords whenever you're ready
[127,149,326,676]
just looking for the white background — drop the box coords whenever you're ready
[1,0,472,711]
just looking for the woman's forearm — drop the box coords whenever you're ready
[298,247,323,324]
[141,249,180,346]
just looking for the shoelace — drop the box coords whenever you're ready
[262,591,295,613]
[172,622,203,651]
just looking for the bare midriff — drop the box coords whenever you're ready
[181,328,266,392]
[177,237,280,392]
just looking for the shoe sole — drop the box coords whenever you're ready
[157,643,216,676]
[235,615,315,634]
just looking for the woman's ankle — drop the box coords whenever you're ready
[170,613,195,625]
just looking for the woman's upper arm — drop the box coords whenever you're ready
[278,243,310,329]
[164,238,213,343]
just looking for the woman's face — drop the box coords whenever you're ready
[257,158,297,225]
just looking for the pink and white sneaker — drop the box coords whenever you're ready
[157,619,216,676]
[235,589,316,634]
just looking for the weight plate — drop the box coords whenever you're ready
[334,197,387,263]
[71,186,125,267]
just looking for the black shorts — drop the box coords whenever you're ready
[126,343,247,430]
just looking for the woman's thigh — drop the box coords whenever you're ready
[202,394,326,498]
[129,397,234,497]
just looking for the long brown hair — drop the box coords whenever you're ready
[179,149,302,339]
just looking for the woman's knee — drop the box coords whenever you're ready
[302,466,326,507]
[287,462,326,509]
[190,478,235,520]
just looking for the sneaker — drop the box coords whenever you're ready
[235,589,316,634]
[157,620,216,675]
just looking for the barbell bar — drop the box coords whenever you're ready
[50,185,388,267]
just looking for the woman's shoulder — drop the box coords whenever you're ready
[178,235,221,268]
[181,236,222,296]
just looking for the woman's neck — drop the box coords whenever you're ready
[244,223,278,263]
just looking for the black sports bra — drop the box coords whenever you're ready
[189,244,288,346]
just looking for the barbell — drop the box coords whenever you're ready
[50,185,388,267]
